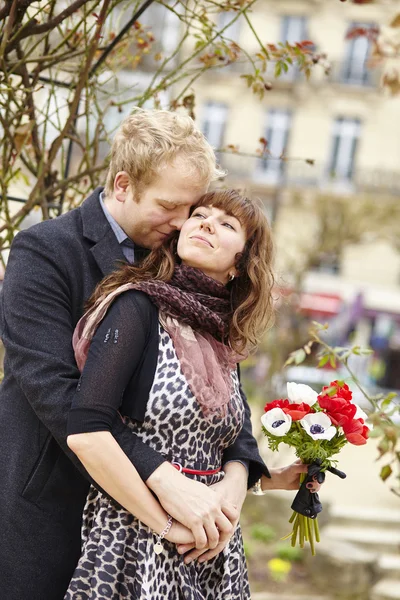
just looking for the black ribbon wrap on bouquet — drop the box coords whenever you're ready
[291,459,347,519]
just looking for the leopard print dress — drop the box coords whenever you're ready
[65,324,251,600]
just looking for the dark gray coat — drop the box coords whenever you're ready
[0,188,267,600]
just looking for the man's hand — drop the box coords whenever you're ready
[146,462,238,550]
[261,460,321,493]
[166,521,195,545]
[176,462,248,564]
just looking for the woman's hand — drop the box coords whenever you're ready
[166,521,195,545]
[262,460,322,493]
[176,462,248,564]
[147,462,238,550]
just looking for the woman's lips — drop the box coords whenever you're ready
[190,235,213,248]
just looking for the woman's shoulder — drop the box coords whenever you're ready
[106,287,158,324]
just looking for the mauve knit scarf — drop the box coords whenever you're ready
[73,266,244,418]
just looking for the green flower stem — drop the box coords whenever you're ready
[284,511,320,555]
[303,515,308,542]
[307,517,316,556]
[291,516,299,547]
[283,472,320,554]
[313,517,320,543]
[299,514,305,548]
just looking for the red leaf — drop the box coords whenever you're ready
[346,27,369,40]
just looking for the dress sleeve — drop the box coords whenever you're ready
[222,380,271,488]
[67,290,151,435]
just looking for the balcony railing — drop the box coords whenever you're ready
[326,59,380,88]
[221,153,400,196]
[204,57,381,90]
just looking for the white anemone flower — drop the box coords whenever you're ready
[300,413,337,441]
[287,382,318,406]
[261,408,292,437]
[353,404,373,430]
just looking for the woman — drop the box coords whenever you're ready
[65,190,307,600]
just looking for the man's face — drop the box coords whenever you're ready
[116,163,207,248]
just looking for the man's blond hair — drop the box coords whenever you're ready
[105,108,225,196]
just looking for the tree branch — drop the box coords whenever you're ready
[6,0,89,52]
[89,0,155,77]
[0,0,112,231]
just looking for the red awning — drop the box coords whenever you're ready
[299,293,342,316]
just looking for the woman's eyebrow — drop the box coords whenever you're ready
[220,213,240,225]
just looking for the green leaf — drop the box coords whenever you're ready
[381,393,398,409]
[367,426,383,438]
[318,355,330,368]
[329,354,337,368]
[284,356,294,367]
[311,321,328,331]
[378,438,389,456]
[380,464,393,482]
[274,62,282,78]
[294,349,306,365]
[282,62,289,73]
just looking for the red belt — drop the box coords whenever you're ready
[172,461,221,476]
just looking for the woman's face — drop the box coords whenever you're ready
[177,205,247,284]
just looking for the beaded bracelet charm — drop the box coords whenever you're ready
[154,514,173,554]
[252,478,267,496]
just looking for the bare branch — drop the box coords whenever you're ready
[6,0,89,52]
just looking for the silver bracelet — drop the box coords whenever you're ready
[252,478,267,496]
[154,514,173,554]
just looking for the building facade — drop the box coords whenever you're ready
[193,0,400,391]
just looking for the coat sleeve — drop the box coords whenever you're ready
[0,229,166,481]
[222,379,271,489]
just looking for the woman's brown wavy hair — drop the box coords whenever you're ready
[88,190,275,354]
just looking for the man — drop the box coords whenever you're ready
[0,109,269,600]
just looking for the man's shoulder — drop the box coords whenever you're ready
[24,206,81,239]
[18,188,102,244]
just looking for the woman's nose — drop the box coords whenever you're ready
[200,219,213,232]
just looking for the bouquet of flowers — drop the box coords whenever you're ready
[261,380,370,555]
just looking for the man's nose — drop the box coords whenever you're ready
[169,216,187,230]
[169,206,192,230]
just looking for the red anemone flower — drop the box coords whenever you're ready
[264,398,312,421]
[318,395,357,426]
[321,380,352,402]
[341,417,369,445]
[264,399,290,413]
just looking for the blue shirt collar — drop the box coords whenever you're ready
[99,191,129,244]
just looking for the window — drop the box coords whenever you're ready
[138,3,181,69]
[217,10,241,42]
[281,15,308,44]
[342,23,373,85]
[280,16,309,80]
[328,118,361,181]
[257,109,292,183]
[309,252,341,275]
[201,102,228,155]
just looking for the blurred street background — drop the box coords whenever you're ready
[1,0,400,598]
